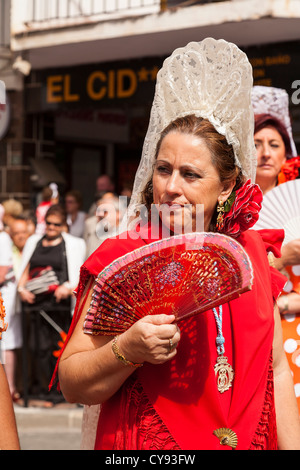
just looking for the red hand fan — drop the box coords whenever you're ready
[84,232,253,336]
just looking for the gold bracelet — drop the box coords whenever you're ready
[111,336,143,368]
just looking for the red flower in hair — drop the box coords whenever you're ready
[277,156,300,185]
[220,180,263,238]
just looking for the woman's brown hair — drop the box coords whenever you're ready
[45,204,67,225]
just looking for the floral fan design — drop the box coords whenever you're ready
[84,232,253,336]
[253,180,300,245]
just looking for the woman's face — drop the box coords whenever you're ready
[45,214,63,240]
[152,132,234,233]
[254,126,286,191]
[65,196,79,214]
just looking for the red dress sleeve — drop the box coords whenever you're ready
[255,229,288,300]
[50,232,147,390]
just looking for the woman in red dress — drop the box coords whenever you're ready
[55,39,300,450]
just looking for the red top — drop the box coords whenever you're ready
[51,224,287,450]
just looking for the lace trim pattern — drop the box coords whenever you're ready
[113,377,180,450]
[110,359,277,451]
[249,354,278,450]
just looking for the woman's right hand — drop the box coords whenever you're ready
[116,314,181,366]
[59,284,181,405]
[18,288,36,304]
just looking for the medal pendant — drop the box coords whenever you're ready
[214,355,234,393]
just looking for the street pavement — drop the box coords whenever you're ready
[14,401,83,450]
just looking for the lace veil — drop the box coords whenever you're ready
[120,38,256,233]
[251,85,297,158]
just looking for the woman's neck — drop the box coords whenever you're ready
[42,235,63,246]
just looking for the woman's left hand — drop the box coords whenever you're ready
[279,239,300,269]
[54,284,71,302]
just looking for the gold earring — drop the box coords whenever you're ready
[216,200,225,230]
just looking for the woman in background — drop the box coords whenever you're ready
[17,204,86,402]
[65,190,87,238]
[252,85,300,414]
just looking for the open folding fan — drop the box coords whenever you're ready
[254,179,300,245]
[84,232,253,336]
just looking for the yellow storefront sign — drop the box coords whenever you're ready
[47,68,140,104]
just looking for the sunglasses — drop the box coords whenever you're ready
[45,220,62,227]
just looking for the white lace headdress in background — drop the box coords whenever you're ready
[251,85,297,158]
[121,37,256,232]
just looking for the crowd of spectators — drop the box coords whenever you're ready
[0,174,129,406]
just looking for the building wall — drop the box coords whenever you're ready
[1,0,300,207]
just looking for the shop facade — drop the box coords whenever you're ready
[20,39,300,210]
[2,0,300,209]
[22,55,164,210]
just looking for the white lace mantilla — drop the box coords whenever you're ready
[251,85,297,158]
[120,38,257,233]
